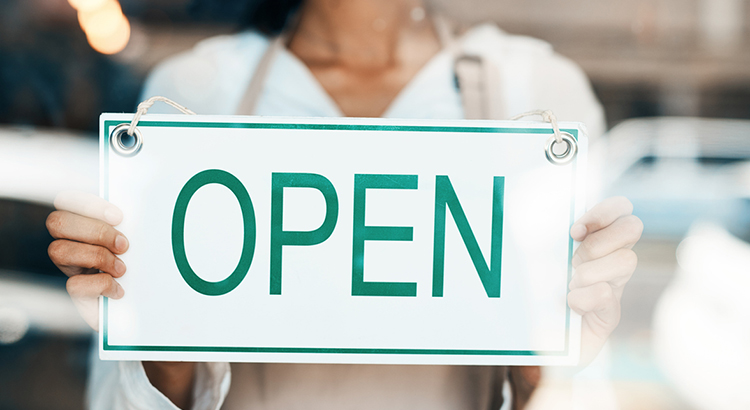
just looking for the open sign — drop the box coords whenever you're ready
[100,114,586,366]
[171,169,505,299]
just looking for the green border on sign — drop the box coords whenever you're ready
[102,119,578,357]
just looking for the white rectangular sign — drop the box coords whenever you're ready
[99,114,586,366]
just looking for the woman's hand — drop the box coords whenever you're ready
[46,191,128,331]
[568,196,643,367]
[46,191,196,409]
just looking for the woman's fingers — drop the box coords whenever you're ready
[569,248,637,297]
[570,196,633,241]
[47,211,129,255]
[567,197,642,368]
[67,273,125,331]
[572,214,643,267]
[48,240,126,278]
[568,281,622,367]
[54,190,123,226]
[567,282,621,333]
[47,191,128,332]
[67,272,124,300]
[46,201,129,278]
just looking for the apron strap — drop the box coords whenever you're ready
[454,54,489,119]
[235,35,286,115]
[434,16,505,120]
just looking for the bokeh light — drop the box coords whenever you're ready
[86,17,131,55]
[68,0,109,13]
[68,0,130,55]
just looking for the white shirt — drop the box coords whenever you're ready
[136,23,604,134]
[88,23,605,410]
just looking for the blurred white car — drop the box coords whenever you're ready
[592,116,750,239]
[597,117,750,410]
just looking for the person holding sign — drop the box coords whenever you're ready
[46,0,643,409]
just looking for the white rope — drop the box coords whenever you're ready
[510,110,563,144]
[127,96,196,136]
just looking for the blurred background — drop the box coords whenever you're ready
[1,0,749,409]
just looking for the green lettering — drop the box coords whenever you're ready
[172,169,256,296]
[352,174,418,297]
[270,173,339,295]
[432,176,505,298]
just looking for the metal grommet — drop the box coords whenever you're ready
[545,132,577,165]
[110,124,142,157]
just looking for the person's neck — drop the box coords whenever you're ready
[289,0,429,68]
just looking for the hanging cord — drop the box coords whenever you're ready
[510,110,563,144]
[127,96,196,136]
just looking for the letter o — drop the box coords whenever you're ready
[172,169,256,296]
